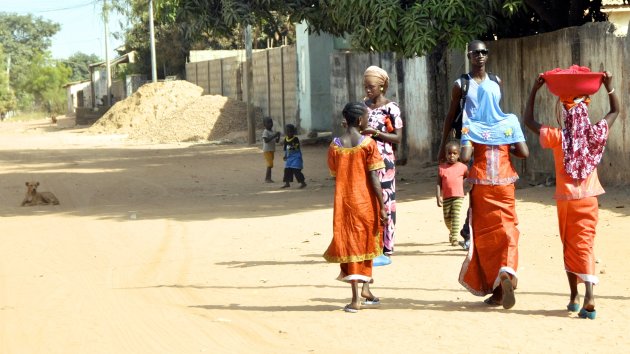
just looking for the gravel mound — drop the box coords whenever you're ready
[89,80,262,143]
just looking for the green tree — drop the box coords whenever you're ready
[0,47,17,114]
[0,13,61,108]
[116,0,296,79]
[148,0,520,58]
[143,1,607,58]
[114,0,190,79]
[65,52,102,82]
[23,53,71,115]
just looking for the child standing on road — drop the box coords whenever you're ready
[437,140,469,246]
[262,117,280,183]
[524,70,619,320]
[281,124,307,189]
[324,101,387,313]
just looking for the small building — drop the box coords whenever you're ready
[88,51,142,108]
[62,80,91,116]
[69,52,146,125]
[602,0,630,35]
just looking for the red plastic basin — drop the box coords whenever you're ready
[542,66,604,97]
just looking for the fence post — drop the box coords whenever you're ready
[194,63,198,87]
[220,59,224,96]
[207,60,211,95]
[345,53,354,102]
[281,48,286,132]
[245,25,255,144]
[266,50,272,118]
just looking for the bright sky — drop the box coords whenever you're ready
[2,0,127,60]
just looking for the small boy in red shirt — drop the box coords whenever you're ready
[437,140,469,246]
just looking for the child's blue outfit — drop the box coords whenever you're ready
[283,136,306,185]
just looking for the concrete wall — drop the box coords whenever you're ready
[402,57,431,163]
[185,57,242,99]
[296,22,335,132]
[186,46,297,132]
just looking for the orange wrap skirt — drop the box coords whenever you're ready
[556,197,599,284]
[459,184,520,296]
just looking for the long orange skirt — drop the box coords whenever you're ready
[459,184,520,296]
[556,197,599,284]
[337,261,374,283]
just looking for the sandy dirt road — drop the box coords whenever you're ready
[1,118,629,353]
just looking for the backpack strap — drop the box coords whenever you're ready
[459,73,470,110]
[487,72,502,100]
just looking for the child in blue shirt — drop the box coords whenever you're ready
[281,124,307,189]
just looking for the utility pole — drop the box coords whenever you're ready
[245,25,255,144]
[103,0,112,106]
[5,55,9,90]
[148,0,158,82]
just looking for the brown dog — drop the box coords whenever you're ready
[21,182,60,206]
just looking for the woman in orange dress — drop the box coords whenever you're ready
[524,72,619,319]
[458,78,529,309]
[324,102,387,313]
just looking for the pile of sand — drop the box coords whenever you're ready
[89,80,262,143]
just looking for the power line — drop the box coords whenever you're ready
[29,1,99,14]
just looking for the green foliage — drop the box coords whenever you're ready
[154,0,295,49]
[116,0,192,79]
[65,52,102,82]
[0,47,17,113]
[290,0,524,57]
[23,54,71,115]
[0,12,61,109]
[110,0,610,83]
[144,0,522,58]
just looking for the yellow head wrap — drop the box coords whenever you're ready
[363,66,389,93]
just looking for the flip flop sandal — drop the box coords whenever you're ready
[484,297,502,306]
[343,305,358,313]
[501,276,516,310]
[566,303,580,312]
[361,298,380,306]
[578,308,596,320]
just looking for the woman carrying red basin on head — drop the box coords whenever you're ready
[524,66,620,320]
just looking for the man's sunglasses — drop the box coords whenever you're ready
[468,49,489,56]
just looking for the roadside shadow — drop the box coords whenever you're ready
[130,283,630,302]
[190,297,570,317]
[215,260,325,268]
[191,303,340,312]
[2,142,629,223]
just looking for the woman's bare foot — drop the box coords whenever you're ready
[344,302,361,313]
[583,281,595,311]
[484,283,503,306]
[483,296,502,306]
[360,283,379,304]
[361,288,377,301]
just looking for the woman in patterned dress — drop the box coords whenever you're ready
[361,66,403,260]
